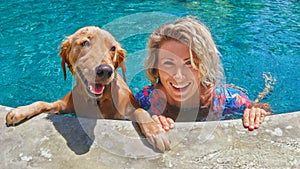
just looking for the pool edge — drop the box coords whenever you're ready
[1,105,299,168]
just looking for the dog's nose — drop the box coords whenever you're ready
[95,64,113,79]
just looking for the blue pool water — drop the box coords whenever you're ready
[0,0,299,114]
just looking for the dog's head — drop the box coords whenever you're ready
[60,26,126,98]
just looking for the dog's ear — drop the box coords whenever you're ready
[60,39,71,80]
[113,46,126,69]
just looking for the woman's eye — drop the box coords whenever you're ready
[163,61,174,66]
[185,60,191,65]
[81,40,90,47]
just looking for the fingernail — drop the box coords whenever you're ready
[164,126,169,130]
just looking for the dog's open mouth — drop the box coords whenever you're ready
[88,82,105,96]
[77,67,105,97]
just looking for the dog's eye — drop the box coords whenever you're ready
[110,46,116,52]
[81,40,90,47]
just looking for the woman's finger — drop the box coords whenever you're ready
[248,108,256,130]
[158,116,170,131]
[152,115,162,127]
[260,109,267,123]
[243,108,250,128]
[166,117,175,129]
[254,108,261,129]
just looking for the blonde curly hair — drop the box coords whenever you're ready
[145,16,224,86]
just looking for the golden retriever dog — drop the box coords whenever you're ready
[5,26,170,152]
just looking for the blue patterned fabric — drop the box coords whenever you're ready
[134,85,251,120]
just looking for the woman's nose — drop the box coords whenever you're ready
[173,68,185,80]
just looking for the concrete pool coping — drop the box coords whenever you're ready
[0,105,299,168]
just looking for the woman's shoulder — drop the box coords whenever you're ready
[213,84,251,120]
[215,84,249,98]
[213,84,251,107]
[134,86,154,110]
[135,86,153,97]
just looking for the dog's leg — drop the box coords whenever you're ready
[6,92,74,126]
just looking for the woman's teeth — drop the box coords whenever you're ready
[171,82,190,89]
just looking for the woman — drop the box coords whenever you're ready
[135,16,271,131]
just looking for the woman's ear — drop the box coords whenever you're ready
[60,39,71,80]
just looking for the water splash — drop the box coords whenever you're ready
[254,72,277,103]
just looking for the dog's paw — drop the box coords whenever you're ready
[5,108,27,126]
[140,121,171,152]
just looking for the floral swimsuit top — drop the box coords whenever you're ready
[134,85,251,121]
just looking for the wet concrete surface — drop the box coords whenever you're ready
[1,105,299,168]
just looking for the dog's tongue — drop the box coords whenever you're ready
[88,83,105,95]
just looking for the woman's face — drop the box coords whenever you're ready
[157,39,200,104]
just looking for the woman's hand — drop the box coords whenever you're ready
[133,109,170,152]
[243,107,270,130]
[152,115,175,131]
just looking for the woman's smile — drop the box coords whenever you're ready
[170,81,191,91]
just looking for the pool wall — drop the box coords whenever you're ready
[0,105,299,168]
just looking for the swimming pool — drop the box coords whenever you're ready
[0,0,299,114]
